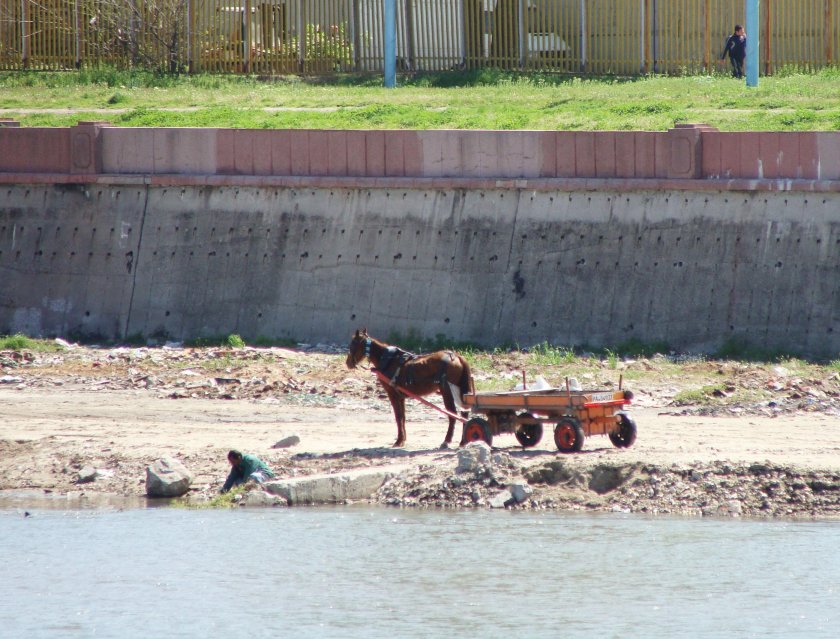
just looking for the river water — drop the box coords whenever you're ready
[2,504,838,638]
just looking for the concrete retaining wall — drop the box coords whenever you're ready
[1,124,838,356]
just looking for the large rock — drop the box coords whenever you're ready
[264,466,406,505]
[272,434,301,449]
[77,466,97,484]
[146,457,193,497]
[510,482,533,504]
[489,490,514,508]
[238,490,285,507]
[456,442,492,473]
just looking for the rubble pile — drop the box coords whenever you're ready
[607,462,840,518]
[376,444,530,508]
[373,457,840,519]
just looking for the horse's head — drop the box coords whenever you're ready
[345,328,369,369]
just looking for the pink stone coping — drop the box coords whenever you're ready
[1,123,839,189]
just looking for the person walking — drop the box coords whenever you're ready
[720,25,747,79]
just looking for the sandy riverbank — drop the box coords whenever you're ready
[1,344,839,518]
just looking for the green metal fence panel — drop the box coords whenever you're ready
[1,0,840,75]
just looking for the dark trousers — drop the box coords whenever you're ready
[730,56,745,79]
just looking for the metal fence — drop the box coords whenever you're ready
[0,1,838,75]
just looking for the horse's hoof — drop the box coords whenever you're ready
[439,442,450,450]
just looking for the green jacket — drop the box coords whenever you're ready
[221,454,275,493]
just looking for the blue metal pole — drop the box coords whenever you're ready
[745,0,759,87]
[384,0,396,88]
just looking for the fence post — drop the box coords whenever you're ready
[642,0,651,73]
[826,0,834,68]
[384,0,396,86]
[404,0,416,71]
[187,0,195,73]
[458,0,466,68]
[21,0,30,69]
[652,0,657,73]
[298,0,305,72]
[352,0,361,71]
[764,0,772,75]
[74,0,81,69]
[703,0,711,73]
[129,0,138,66]
[746,0,759,86]
[518,0,526,68]
[639,0,647,73]
[579,0,586,72]
[243,0,252,73]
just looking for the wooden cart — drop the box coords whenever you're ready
[460,384,636,453]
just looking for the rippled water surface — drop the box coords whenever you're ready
[2,505,838,638]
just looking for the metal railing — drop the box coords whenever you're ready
[0,0,838,75]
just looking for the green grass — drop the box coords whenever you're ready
[4,68,840,130]
[195,354,252,372]
[170,485,248,509]
[184,333,254,348]
[529,342,577,366]
[0,333,66,352]
[715,337,799,362]
[672,383,734,405]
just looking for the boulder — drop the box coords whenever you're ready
[146,457,193,497]
[510,482,533,504]
[272,434,301,449]
[77,466,97,484]
[238,490,285,507]
[456,442,491,473]
[489,490,514,508]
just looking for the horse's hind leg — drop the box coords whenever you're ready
[441,386,458,448]
[386,387,407,447]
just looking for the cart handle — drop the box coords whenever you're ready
[373,370,468,423]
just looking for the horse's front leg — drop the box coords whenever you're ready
[385,386,407,447]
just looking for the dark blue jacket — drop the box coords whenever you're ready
[721,34,747,61]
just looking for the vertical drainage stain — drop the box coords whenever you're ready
[512,270,525,299]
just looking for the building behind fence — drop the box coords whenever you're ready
[0,1,838,75]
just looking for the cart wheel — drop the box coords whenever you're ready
[515,412,543,448]
[462,417,493,446]
[554,417,584,453]
[608,411,637,448]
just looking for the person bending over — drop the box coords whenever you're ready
[220,449,275,493]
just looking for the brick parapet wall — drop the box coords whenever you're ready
[2,122,840,188]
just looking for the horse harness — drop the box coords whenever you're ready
[365,338,455,388]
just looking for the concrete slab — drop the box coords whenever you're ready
[263,465,408,505]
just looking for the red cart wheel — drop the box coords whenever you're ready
[609,411,637,448]
[462,417,493,446]
[554,417,584,453]
[515,412,543,448]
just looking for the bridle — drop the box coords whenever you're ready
[350,336,373,369]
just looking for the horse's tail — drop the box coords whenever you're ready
[446,356,474,413]
[458,355,475,399]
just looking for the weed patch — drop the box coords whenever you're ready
[0,333,64,352]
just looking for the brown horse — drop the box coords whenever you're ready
[345,328,475,448]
